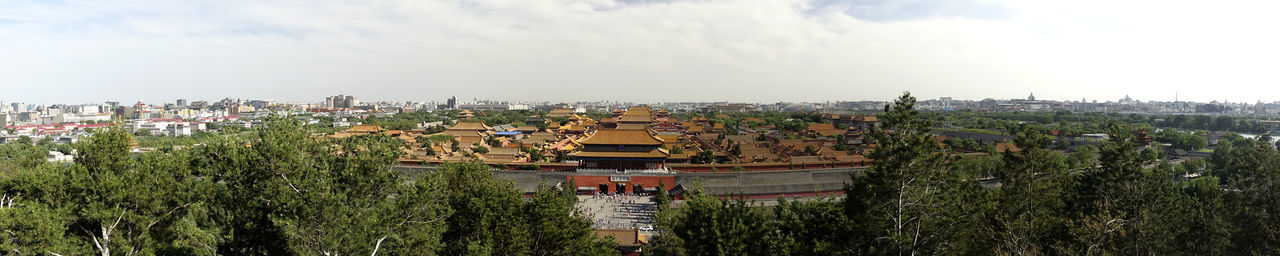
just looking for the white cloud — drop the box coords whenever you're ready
[1,0,1279,104]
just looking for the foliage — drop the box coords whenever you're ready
[0,117,608,255]
[360,111,446,130]
[691,150,716,164]
[437,161,615,255]
[845,92,987,255]
[648,185,774,255]
[1152,128,1209,150]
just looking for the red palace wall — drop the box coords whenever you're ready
[670,161,871,172]
[567,175,676,194]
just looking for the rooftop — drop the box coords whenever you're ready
[448,121,492,131]
[578,128,664,146]
[570,148,670,158]
[347,125,384,133]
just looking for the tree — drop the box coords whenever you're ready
[1212,135,1280,254]
[423,144,437,156]
[692,150,716,164]
[273,132,451,255]
[439,161,531,255]
[654,180,672,212]
[771,196,851,255]
[524,183,617,256]
[197,116,451,255]
[14,136,32,146]
[0,164,87,255]
[1063,121,1192,254]
[1066,145,1098,170]
[987,128,1071,255]
[845,92,985,255]
[649,184,774,255]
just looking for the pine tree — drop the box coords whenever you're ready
[524,183,617,256]
[845,92,984,255]
[439,160,532,255]
[988,127,1071,254]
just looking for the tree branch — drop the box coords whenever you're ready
[277,171,303,195]
[145,203,193,231]
[371,236,388,256]
[79,226,105,256]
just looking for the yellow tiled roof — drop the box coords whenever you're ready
[578,129,664,146]
[571,148,669,158]
[449,121,492,131]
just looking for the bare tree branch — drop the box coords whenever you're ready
[145,203,193,231]
[371,236,388,256]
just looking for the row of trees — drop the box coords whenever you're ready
[0,117,616,255]
[1153,128,1210,150]
[649,92,1280,255]
[1161,114,1273,133]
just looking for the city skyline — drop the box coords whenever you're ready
[10,91,1279,107]
[3,92,1278,107]
[5,1,1280,104]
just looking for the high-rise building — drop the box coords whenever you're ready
[177,99,188,107]
[325,95,359,109]
[437,96,458,110]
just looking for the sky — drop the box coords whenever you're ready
[3,0,1280,105]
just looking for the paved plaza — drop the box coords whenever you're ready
[578,194,656,230]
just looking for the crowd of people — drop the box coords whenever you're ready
[579,193,656,229]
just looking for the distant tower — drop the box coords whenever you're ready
[1028,93,1036,101]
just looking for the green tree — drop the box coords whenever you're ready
[692,150,716,164]
[770,196,851,255]
[654,180,672,212]
[0,164,87,255]
[198,116,452,255]
[439,161,531,255]
[1213,136,1280,254]
[650,184,773,255]
[58,126,222,255]
[845,92,985,255]
[1064,121,1183,254]
[987,128,1071,255]
[274,132,451,255]
[524,183,617,256]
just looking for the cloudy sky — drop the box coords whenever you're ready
[3,0,1280,105]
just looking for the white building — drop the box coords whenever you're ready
[47,151,74,163]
